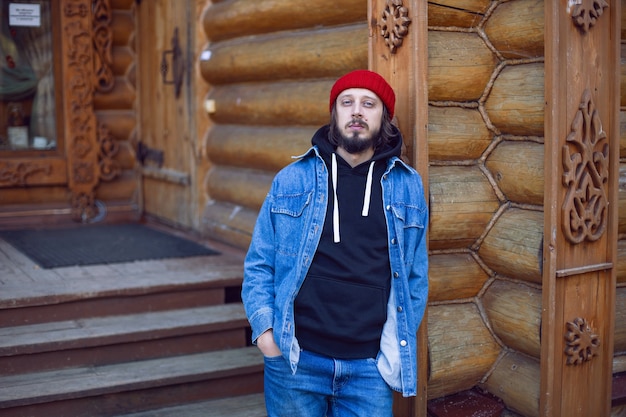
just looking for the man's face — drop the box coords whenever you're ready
[333,88,384,154]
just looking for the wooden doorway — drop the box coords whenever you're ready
[136,0,196,229]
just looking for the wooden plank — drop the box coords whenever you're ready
[0,258,243,309]
[0,303,247,355]
[116,393,266,417]
[0,346,263,409]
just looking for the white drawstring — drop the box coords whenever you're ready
[332,153,340,243]
[362,161,375,217]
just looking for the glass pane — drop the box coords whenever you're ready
[0,1,55,151]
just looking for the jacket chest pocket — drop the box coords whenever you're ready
[390,203,426,264]
[270,191,312,256]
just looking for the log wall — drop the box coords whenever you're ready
[199,0,367,244]
[427,1,544,415]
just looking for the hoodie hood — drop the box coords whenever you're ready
[311,124,403,243]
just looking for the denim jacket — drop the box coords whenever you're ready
[242,145,428,397]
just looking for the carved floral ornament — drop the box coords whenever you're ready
[380,0,411,54]
[564,317,600,365]
[569,0,609,33]
[562,89,608,244]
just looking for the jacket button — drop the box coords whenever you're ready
[391,238,397,245]
[400,340,407,347]
[386,205,391,210]
[397,306,403,312]
[393,272,399,278]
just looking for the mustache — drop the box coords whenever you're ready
[345,117,369,129]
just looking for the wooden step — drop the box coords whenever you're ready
[0,346,264,417]
[0,261,245,327]
[0,303,251,375]
[116,393,266,417]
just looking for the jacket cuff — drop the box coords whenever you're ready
[249,307,274,344]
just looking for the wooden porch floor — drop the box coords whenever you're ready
[0,223,247,308]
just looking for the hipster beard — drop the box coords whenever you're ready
[338,120,379,154]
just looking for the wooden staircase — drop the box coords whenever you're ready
[0,237,265,417]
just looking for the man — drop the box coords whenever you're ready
[242,70,428,417]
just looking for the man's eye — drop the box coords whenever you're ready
[363,101,375,108]
[341,99,353,106]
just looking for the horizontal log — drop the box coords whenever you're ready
[200,25,367,85]
[207,80,330,126]
[429,166,500,250]
[112,10,134,46]
[206,166,274,210]
[485,63,544,136]
[427,303,502,399]
[427,0,491,28]
[111,0,134,10]
[481,351,540,417]
[429,252,490,302]
[479,208,543,284]
[93,78,136,110]
[616,287,626,353]
[112,142,135,170]
[201,200,258,250]
[482,279,541,358]
[111,46,134,77]
[429,31,497,102]
[428,106,492,161]
[484,0,544,59]
[202,0,366,42]
[95,171,137,202]
[206,125,315,172]
[96,110,136,142]
[485,140,544,206]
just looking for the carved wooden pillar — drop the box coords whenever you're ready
[369,0,428,416]
[542,1,620,416]
[63,0,119,222]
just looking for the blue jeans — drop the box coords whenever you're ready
[263,350,393,417]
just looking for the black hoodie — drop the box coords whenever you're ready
[294,124,404,359]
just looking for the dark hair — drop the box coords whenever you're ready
[328,105,396,151]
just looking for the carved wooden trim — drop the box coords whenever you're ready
[561,89,608,244]
[62,0,100,222]
[0,162,52,186]
[380,0,411,54]
[92,0,114,93]
[570,0,609,33]
[564,317,600,365]
[98,123,120,181]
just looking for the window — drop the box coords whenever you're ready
[0,1,57,151]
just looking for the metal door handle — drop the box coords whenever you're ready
[160,27,183,98]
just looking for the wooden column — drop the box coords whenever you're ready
[542,1,620,416]
[60,0,100,222]
[369,0,428,416]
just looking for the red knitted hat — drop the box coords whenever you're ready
[329,70,396,119]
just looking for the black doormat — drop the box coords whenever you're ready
[0,223,219,269]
